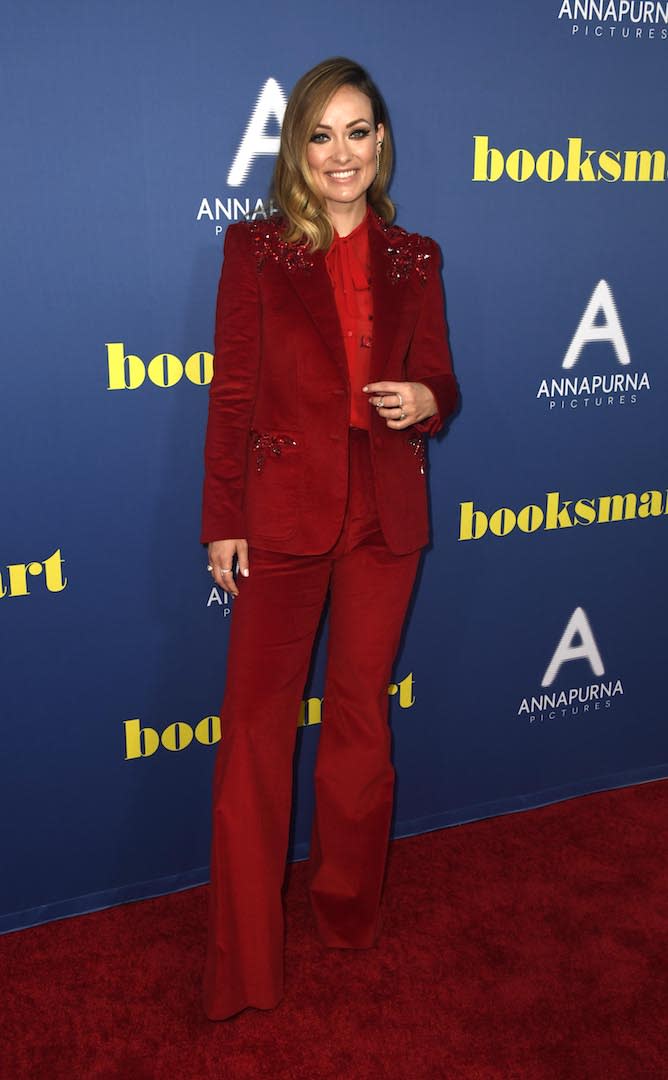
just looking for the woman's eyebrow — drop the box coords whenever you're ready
[314,118,372,130]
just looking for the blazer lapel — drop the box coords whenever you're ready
[368,212,404,382]
[276,207,409,380]
[280,249,349,376]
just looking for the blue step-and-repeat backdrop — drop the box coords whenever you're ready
[2,1,667,932]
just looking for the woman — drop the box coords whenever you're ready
[201,56,458,1021]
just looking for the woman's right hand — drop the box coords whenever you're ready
[207,539,249,597]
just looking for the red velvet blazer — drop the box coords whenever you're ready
[201,207,458,555]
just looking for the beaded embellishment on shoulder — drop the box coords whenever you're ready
[246,217,315,273]
[377,220,433,285]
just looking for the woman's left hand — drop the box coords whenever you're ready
[362,381,437,429]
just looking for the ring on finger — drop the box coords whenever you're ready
[221,568,232,574]
[397,392,403,408]
[399,411,407,420]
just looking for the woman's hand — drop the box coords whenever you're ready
[207,539,249,597]
[362,381,437,429]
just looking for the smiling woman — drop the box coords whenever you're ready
[200,55,459,1023]
[272,57,394,250]
[306,88,382,231]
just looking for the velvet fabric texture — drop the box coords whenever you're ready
[203,429,421,1021]
[200,206,458,553]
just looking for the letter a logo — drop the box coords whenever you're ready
[562,280,631,370]
[541,607,605,687]
[227,77,287,187]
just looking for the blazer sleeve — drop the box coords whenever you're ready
[200,223,260,543]
[407,237,458,437]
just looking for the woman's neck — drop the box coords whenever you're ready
[327,200,368,238]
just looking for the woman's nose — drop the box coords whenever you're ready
[330,139,352,163]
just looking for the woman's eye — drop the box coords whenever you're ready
[309,128,371,143]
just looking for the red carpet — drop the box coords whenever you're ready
[2,780,667,1079]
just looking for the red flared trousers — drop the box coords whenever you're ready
[203,428,422,1020]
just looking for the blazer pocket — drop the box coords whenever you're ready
[244,428,302,540]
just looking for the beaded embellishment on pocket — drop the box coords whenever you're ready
[407,433,426,475]
[250,430,297,473]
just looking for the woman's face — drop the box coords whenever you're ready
[306,85,384,214]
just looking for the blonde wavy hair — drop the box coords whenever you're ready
[270,57,395,251]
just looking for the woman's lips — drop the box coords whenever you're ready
[326,169,359,181]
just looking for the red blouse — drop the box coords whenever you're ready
[325,204,374,430]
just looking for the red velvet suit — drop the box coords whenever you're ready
[201,207,458,1021]
[201,207,457,553]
